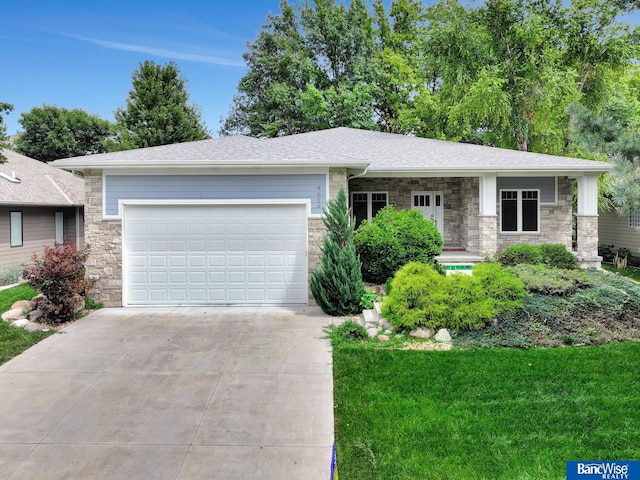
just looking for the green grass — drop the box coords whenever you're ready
[333,343,640,479]
[0,284,53,365]
[603,263,640,282]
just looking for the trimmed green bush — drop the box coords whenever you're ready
[354,206,443,284]
[310,187,365,316]
[326,320,369,346]
[508,264,590,296]
[381,262,525,331]
[539,243,578,269]
[500,243,577,269]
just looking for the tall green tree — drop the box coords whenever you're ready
[0,101,14,163]
[310,187,365,316]
[14,105,112,162]
[114,60,209,149]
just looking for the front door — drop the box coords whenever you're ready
[412,191,444,239]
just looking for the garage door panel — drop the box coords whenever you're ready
[125,204,307,305]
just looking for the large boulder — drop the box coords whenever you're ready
[11,300,32,310]
[2,308,25,322]
[11,319,30,328]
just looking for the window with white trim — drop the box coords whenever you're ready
[351,192,388,227]
[10,211,23,247]
[500,190,539,233]
[630,211,640,228]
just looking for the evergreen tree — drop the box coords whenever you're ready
[310,187,365,316]
[114,60,209,149]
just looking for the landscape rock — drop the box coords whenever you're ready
[2,308,25,322]
[410,327,435,339]
[435,329,452,342]
[10,319,30,328]
[11,300,32,310]
[367,327,379,338]
[29,309,43,322]
[24,322,40,332]
[378,335,389,342]
[379,318,394,330]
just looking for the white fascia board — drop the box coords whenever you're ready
[54,160,370,170]
[119,198,315,218]
[363,167,611,178]
[103,167,331,176]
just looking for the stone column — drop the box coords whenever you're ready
[576,175,601,268]
[477,175,498,257]
[478,215,498,257]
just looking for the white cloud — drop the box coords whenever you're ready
[67,34,245,67]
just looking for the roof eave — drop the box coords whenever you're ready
[51,160,371,170]
[364,165,611,177]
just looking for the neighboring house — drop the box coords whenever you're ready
[51,127,609,307]
[0,149,84,271]
[599,209,640,257]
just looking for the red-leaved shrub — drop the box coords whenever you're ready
[23,243,93,324]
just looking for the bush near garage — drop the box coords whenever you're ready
[381,262,525,331]
[500,243,577,269]
[354,206,443,284]
[22,243,94,324]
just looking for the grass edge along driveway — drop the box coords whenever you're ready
[333,343,640,480]
[0,284,52,366]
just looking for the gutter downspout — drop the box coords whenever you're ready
[0,171,21,183]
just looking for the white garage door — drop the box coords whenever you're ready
[123,203,308,305]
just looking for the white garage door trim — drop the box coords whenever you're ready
[121,199,310,307]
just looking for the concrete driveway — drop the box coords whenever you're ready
[0,306,336,479]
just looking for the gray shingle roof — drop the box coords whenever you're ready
[0,149,84,206]
[50,127,610,175]
[270,127,611,174]
[51,134,368,169]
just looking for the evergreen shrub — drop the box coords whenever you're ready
[381,262,524,331]
[354,206,443,284]
[500,243,577,269]
[310,188,365,316]
[507,264,590,296]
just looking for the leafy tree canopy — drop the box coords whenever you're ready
[223,0,638,157]
[14,105,112,162]
[114,60,210,149]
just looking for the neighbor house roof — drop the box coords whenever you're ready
[50,127,610,176]
[0,149,84,206]
[50,134,369,170]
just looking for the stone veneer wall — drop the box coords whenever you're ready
[576,214,601,268]
[497,176,573,252]
[84,169,123,307]
[348,177,466,246]
[460,178,480,253]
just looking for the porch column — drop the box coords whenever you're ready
[478,174,498,256]
[576,175,601,268]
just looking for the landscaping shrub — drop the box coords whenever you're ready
[455,270,640,348]
[539,243,578,269]
[360,288,381,310]
[22,243,93,324]
[354,206,443,284]
[499,244,542,266]
[310,188,365,316]
[500,243,577,269]
[507,264,590,296]
[0,265,22,286]
[382,262,524,331]
[326,320,369,346]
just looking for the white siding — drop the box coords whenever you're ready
[599,209,640,255]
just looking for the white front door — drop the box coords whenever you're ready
[412,191,444,239]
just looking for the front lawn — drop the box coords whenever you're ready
[0,284,53,366]
[333,343,640,479]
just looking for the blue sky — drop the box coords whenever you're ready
[2,0,286,137]
[3,1,638,138]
